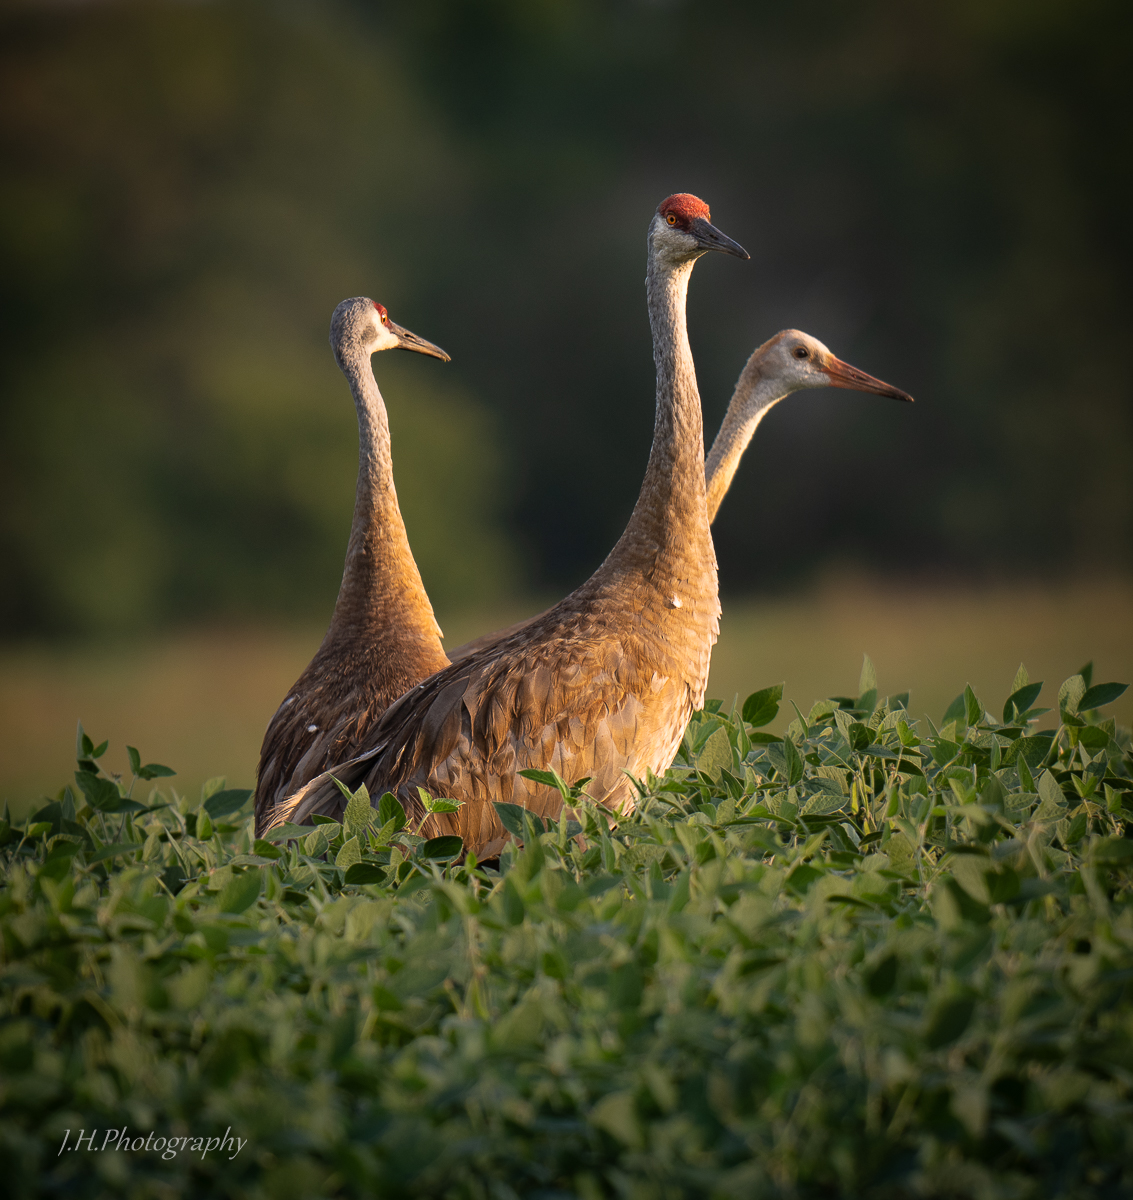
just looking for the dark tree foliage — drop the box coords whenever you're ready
[1,0,1130,635]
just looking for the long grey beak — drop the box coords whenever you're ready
[690,216,750,259]
[388,319,451,362]
[823,356,913,402]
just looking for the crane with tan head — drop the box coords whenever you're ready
[704,328,911,516]
[253,298,452,836]
[271,194,748,853]
[446,329,912,664]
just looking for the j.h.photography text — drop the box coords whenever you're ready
[56,1127,246,1162]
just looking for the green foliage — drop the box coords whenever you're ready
[2,666,1132,1197]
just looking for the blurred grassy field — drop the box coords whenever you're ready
[2,577,1130,819]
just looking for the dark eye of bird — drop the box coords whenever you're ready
[794,347,808,359]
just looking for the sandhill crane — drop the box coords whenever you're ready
[253,297,452,836]
[446,329,912,663]
[704,328,911,517]
[271,194,748,852]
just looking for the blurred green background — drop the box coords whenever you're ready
[1,0,1130,807]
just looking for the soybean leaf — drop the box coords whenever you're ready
[942,692,967,727]
[216,868,262,914]
[344,862,387,886]
[378,792,407,833]
[421,835,463,860]
[74,770,120,811]
[424,798,463,814]
[85,842,142,865]
[782,736,804,786]
[416,787,465,815]
[1079,681,1128,711]
[742,684,783,728]
[494,802,528,839]
[1058,674,1086,717]
[519,768,573,801]
[262,821,316,843]
[335,835,362,869]
[697,726,734,781]
[1003,682,1043,724]
[344,785,375,831]
[129,747,176,781]
[204,788,252,821]
[141,763,176,779]
[925,994,975,1048]
[857,655,878,713]
[74,771,145,814]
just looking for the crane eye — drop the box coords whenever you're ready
[793,346,809,359]
[381,313,388,324]
[666,213,677,226]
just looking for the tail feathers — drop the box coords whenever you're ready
[267,748,379,830]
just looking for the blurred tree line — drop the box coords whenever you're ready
[1,0,1129,639]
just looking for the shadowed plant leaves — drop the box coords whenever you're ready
[503,876,525,925]
[697,726,734,781]
[1003,682,1043,724]
[421,836,463,861]
[74,770,145,814]
[518,767,573,801]
[127,745,176,780]
[378,791,407,833]
[925,993,976,1048]
[1059,674,1087,718]
[335,835,362,869]
[1079,681,1128,711]
[857,654,878,713]
[216,868,261,914]
[742,684,783,728]
[942,692,967,727]
[344,862,387,885]
[343,784,375,831]
[866,953,898,997]
[494,801,548,840]
[204,789,252,820]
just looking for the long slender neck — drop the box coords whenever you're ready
[704,358,788,522]
[323,348,443,655]
[595,245,711,588]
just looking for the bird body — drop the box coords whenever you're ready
[272,195,749,854]
[254,298,452,836]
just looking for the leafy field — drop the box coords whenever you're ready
[3,576,1131,817]
[1,661,1131,1198]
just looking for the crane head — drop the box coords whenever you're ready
[758,330,912,402]
[330,297,451,364]
[651,193,749,264]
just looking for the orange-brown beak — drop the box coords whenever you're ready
[822,356,913,402]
